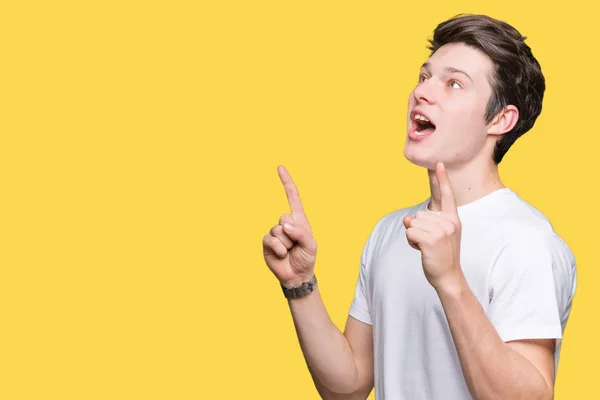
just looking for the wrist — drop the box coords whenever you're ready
[281,274,317,299]
[282,272,315,289]
[433,268,467,298]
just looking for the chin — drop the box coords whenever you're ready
[404,145,439,171]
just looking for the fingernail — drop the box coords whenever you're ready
[283,223,294,232]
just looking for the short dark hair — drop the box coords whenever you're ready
[427,14,545,164]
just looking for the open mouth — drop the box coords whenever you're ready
[413,113,436,136]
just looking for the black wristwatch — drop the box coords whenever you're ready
[281,275,317,299]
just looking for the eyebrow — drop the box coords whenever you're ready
[421,62,473,83]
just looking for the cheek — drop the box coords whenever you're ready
[442,106,488,154]
[447,101,487,136]
[444,107,476,137]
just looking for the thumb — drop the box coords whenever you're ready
[403,216,413,230]
[283,222,317,253]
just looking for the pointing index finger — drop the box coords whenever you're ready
[277,165,306,218]
[436,162,458,216]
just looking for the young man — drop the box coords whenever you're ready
[262,14,577,400]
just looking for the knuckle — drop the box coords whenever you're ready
[286,188,299,201]
[287,184,299,196]
[279,214,293,225]
[263,234,276,250]
[272,237,286,253]
[269,236,280,247]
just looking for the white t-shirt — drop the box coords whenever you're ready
[349,188,577,399]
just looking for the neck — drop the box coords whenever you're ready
[427,155,505,212]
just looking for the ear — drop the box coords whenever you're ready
[486,105,519,136]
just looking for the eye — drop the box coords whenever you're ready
[418,74,429,83]
[448,79,462,89]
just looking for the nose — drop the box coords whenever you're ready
[412,80,435,105]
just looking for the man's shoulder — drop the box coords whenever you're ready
[490,191,575,264]
[479,188,557,235]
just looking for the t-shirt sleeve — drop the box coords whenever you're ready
[487,228,576,343]
[350,242,373,325]
[348,230,375,326]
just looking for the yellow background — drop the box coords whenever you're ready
[0,0,595,398]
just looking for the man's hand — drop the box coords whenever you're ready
[263,166,318,289]
[403,162,462,290]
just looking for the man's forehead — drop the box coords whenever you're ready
[423,43,493,77]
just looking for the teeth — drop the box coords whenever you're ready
[414,114,430,123]
[415,130,426,136]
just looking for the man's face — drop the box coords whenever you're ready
[404,42,495,170]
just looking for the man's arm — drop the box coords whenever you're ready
[436,274,555,400]
[288,289,374,399]
[404,163,557,400]
[262,166,374,399]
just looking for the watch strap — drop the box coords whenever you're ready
[281,275,317,299]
